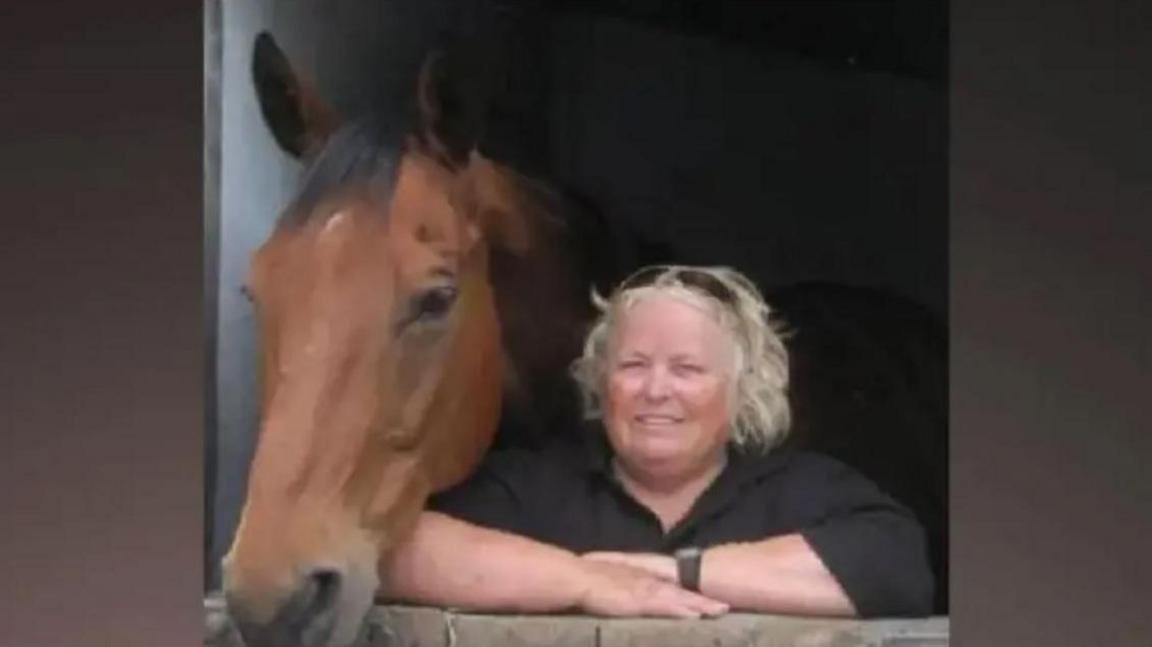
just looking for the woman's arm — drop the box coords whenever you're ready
[698,534,855,616]
[379,511,729,618]
[584,506,935,619]
[584,532,854,617]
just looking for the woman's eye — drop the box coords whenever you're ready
[407,284,458,326]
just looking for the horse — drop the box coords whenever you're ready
[220,33,604,647]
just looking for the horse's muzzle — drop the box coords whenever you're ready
[227,569,344,647]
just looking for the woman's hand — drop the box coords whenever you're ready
[575,559,728,619]
[581,551,678,583]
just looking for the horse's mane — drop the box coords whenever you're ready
[462,154,645,449]
[278,115,411,229]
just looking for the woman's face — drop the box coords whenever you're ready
[603,294,735,480]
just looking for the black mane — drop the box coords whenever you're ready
[278,114,411,229]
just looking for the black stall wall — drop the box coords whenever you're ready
[481,12,946,316]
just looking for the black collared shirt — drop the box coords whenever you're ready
[428,430,935,618]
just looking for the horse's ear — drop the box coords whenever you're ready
[414,52,455,164]
[460,152,534,255]
[251,31,340,160]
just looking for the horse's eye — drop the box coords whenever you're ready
[408,285,458,326]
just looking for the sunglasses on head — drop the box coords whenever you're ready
[616,265,737,305]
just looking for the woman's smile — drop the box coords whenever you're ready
[633,413,684,426]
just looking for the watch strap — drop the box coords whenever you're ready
[674,546,703,592]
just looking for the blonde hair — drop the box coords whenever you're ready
[570,265,791,451]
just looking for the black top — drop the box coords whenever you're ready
[429,429,935,618]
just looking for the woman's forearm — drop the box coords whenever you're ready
[700,534,857,617]
[379,511,589,613]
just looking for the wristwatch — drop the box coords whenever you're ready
[674,546,703,592]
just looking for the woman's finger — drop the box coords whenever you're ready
[670,587,729,617]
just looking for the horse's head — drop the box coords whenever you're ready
[221,34,511,647]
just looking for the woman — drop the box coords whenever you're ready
[381,265,934,618]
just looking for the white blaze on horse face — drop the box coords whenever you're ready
[322,209,349,236]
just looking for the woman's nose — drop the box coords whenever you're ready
[640,367,671,399]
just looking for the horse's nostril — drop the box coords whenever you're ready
[307,568,342,615]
